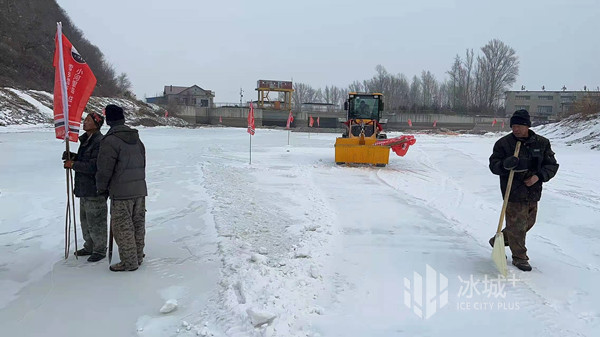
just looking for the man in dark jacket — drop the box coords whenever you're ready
[96,104,147,272]
[489,109,559,271]
[63,112,107,262]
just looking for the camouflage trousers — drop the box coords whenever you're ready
[111,197,146,269]
[504,201,538,262]
[80,196,108,255]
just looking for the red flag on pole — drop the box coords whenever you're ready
[165,110,169,118]
[502,121,505,128]
[219,115,222,123]
[492,119,497,126]
[247,102,255,135]
[408,119,412,127]
[286,111,294,129]
[433,120,437,127]
[53,23,97,142]
[317,116,320,127]
[309,115,314,127]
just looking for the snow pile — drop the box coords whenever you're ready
[534,113,600,150]
[202,152,339,337]
[0,87,190,127]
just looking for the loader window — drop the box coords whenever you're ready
[349,97,379,120]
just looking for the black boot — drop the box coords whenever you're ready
[512,260,532,271]
[74,248,92,257]
[87,253,106,262]
[489,236,509,248]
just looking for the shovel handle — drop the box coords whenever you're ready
[108,226,113,264]
[496,141,521,233]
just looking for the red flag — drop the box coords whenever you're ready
[317,116,320,127]
[492,119,497,126]
[286,111,294,129]
[247,102,255,135]
[53,23,97,142]
[165,110,169,118]
[309,115,314,127]
[502,121,505,129]
[219,115,222,123]
[408,119,412,127]
[433,120,437,127]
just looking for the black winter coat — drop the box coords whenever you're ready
[489,130,559,202]
[72,131,103,197]
[96,125,147,200]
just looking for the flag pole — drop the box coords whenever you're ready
[249,132,252,165]
[57,22,79,258]
[58,22,73,259]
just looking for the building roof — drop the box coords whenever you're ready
[164,86,188,95]
[164,85,215,97]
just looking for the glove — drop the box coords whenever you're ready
[503,156,519,170]
[63,160,75,169]
[62,151,77,161]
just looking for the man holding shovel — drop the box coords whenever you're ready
[489,109,559,271]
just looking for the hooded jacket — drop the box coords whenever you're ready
[489,130,559,202]
[72,131,103,197]
[96,124,147,199]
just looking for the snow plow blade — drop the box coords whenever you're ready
[374,135,416,157]
[335,137,390,166]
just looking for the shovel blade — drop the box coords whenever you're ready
[492,233,508,277]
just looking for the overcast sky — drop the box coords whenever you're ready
[56,0,600,102]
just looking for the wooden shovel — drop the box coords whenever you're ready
[492,141,521,277]
[108,226,114,264]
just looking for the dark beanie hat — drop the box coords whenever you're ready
[510,109,531,127]
[105,104,125,126]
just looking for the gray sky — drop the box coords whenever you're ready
[56,0,600,103]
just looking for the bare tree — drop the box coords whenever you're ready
[409,76,422,113]
[463,49,474,110]
[476,39,519,111]
[292,82,311,112]
[348,80,363,93]
[116,72,132,96]
[421,70,437,109]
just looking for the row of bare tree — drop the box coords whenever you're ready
[292,39,519,115]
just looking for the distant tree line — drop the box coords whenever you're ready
[292,39,519,116]
[0,0,132,97]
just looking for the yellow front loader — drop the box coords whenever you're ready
[335,93,415,167]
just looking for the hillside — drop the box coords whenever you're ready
[535,113,600,150]
[0,0,122,96]
[0,87,189,127]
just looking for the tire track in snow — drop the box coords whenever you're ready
[201,160,338,337]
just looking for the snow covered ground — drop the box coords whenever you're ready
[0,125,598,337]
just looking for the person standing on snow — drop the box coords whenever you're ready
[63,112,108,262]
[96,104,147,272]
[488,109,559,271]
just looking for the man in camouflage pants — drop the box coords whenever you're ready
[63,112,107,262]
[96,104,147,272]
[489,109,559,271]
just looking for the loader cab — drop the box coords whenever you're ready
[344,93,384,121]
[343,93,385,138]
